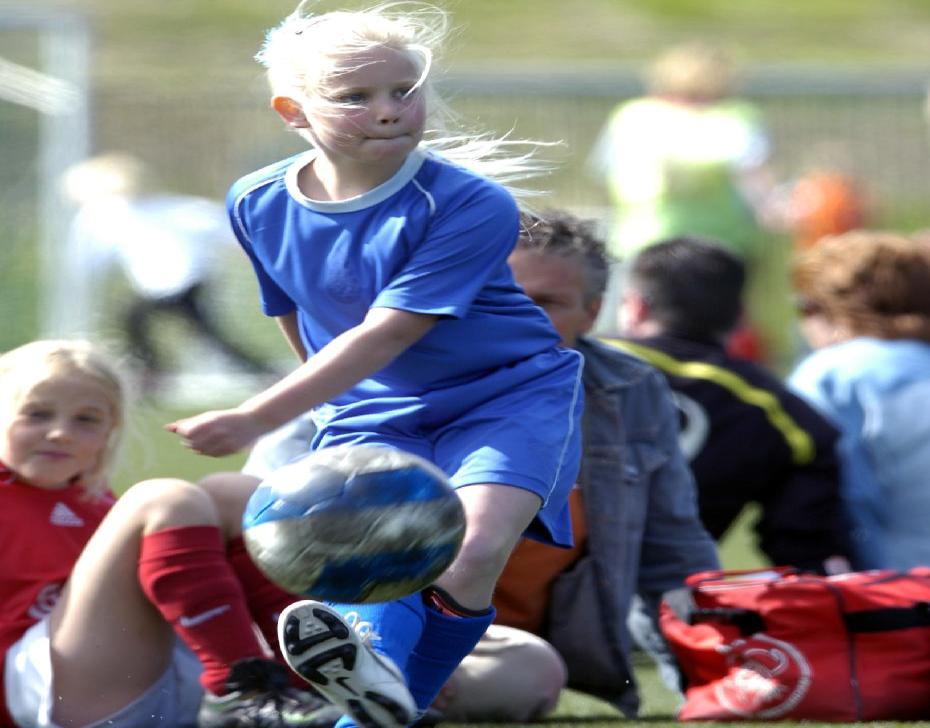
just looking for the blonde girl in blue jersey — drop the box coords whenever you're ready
[168,3,583,727]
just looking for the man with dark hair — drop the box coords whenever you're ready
[606,236,850,573]
[623,236,745,342]
[424,212,719,721]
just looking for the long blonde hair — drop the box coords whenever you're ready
[0,340,129,496]
[256,1,553,201]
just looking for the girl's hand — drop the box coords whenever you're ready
[166,408,264,457]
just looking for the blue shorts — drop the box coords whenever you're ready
[312,347,584,546]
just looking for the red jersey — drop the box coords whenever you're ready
[0,464,114,723]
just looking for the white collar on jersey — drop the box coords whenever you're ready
[285,147,427,213]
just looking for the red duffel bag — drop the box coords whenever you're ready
[660,567,930,721]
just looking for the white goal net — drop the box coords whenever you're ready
[0,6,90,341]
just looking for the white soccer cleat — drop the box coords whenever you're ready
[278,600,418,728]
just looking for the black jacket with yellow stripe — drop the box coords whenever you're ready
[600,334,849,571]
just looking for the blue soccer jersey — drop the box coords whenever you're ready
[227,148,561,404]
[229,147,584,547]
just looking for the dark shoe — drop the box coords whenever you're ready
[199,657,343,728]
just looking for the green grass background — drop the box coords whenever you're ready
[27,0,930,77]
[14,1,930,724]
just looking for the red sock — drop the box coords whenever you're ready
[226,536,296,662]
[138,526,266,696]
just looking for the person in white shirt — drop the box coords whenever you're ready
[61,153,275,391]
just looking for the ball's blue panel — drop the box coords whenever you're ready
[309,544,461,602]
[242,464,345,529]
[242,483,278,529]
[343,466,451,508]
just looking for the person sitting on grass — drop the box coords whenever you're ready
[606,236,850,574]
[424,211,720,721]
[0,339,338,728]
[789,230,930,571]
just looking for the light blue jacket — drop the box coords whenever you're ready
[789,337,930,570]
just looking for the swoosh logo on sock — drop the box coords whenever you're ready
[179,604,231,628]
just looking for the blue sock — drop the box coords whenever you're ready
[405,601,496,712]
[328,595,425,728]
[326,592,425,672]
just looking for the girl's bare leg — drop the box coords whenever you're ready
[435,483,542,610]
[49,478,219,726]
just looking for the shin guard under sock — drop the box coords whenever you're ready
[138,526,265,695]
[405,591,495,712]
[327,592,425,673]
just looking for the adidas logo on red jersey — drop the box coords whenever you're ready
[50,502,85,527]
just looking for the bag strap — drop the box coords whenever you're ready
[685,567,798,587]
[689,607,767,637]
[664,587,767,637]
[844,602,930,633]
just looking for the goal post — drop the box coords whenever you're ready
[0,6,91,338]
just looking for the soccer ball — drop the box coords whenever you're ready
[242,444,466,603]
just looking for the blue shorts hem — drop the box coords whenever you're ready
[449,473,574,548]
[449,471,550,501]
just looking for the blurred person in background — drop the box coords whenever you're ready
[590,42,789,365]
[591,42,773,262]
[780,141,871,253]
[61,153,276,394]
[789,230,930,571]
[787,169,869,252]
[604,236,850,575]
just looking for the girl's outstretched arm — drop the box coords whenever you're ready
[167,307,437,456]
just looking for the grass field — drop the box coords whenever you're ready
[31,0,930,80]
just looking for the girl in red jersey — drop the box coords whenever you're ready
[0,340,334,728]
